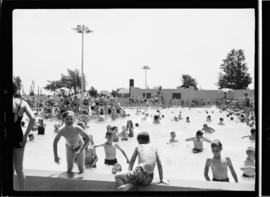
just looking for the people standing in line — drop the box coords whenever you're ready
[12,81,36,190]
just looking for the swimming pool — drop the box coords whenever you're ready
[23,106,255,186]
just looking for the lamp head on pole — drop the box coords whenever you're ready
[72,25,93,34]
[142,65,150,70]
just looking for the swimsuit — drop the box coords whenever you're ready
[13,99,24,148]
[104,158,117,165]
[192,148,203,153]
[126,166,154,186]
[66,141,83,153]
[212,177,229,182]
[38,126,45,135]
[243,173,255,178]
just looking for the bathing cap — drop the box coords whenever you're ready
[246,147,255,153]
[62,110,75,118]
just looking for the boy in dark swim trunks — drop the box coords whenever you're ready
[115,131,165,191]
[204,140,238,182]
[94,131,129,166]
[185,130,211,153]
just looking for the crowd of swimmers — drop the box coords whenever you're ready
[18,91,255,191]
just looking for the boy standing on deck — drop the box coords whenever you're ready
[204,140,238,182]
[115,131,165,191]
[53,110,90,173]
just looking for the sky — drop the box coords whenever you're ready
[13,9,255,94]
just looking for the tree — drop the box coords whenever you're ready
[13,76,22,90]
[44,68,86,93]
[178,74,198,90]
[44,80,64,92]
[88,86,98,97]
[66,69,82,93]
[111,89,120,97]
[217,49,252,89]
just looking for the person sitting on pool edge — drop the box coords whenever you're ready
[185,130,211,153]
[114,131,165,191]
[204,140,238,183]
[94,131,129,166]
[53,110,90,173]
[201,123,215,133]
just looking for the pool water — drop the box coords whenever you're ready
[23,106,255,185]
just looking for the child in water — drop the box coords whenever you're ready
[85,147,98,168]
[53,111,90,173]
[178,111,183,120]
[153,114,161,124]
[185,130,211,153]
[240,147,255,178]
[126,120,134,137]
[186,116,190,123]
[206,115,212,122]
[204,140,238,182]
[168,131,178,143]
[218,118,224,126]
[94,131,129,166]
[79,111,91,128]
[241,128,256,141]
[201,124,215,133]
[112,126,119,142]
[121,126,128,141]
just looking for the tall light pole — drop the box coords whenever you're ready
[142,65,150,89]
[72,25,93,94]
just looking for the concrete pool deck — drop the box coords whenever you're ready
[14,169,255,191]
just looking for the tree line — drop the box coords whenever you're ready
[14,49,253,96]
